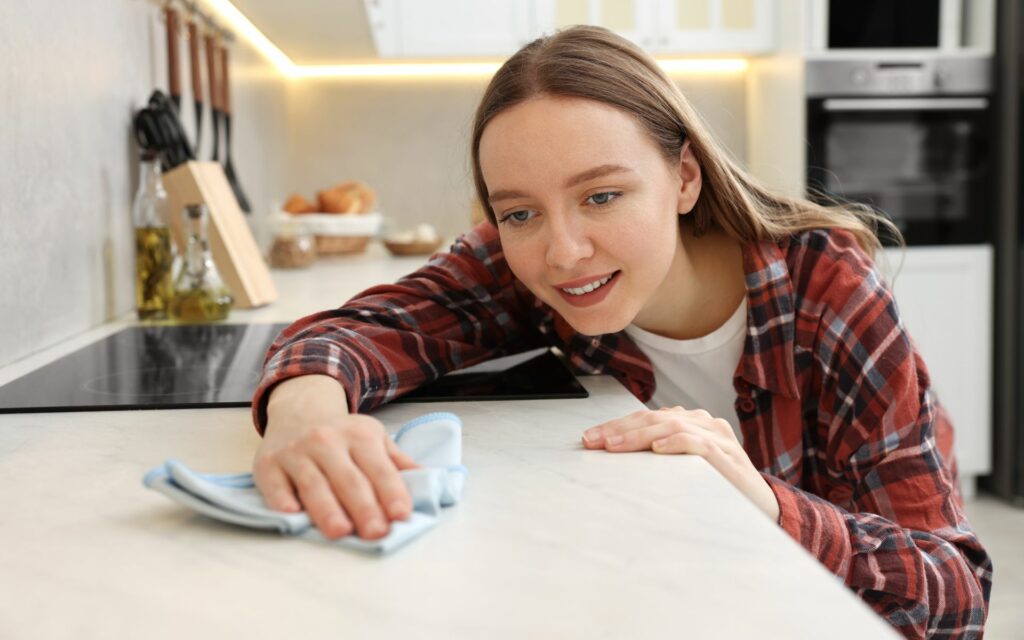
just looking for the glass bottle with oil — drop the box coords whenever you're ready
[133,152,173,320]
[169,204,234,322]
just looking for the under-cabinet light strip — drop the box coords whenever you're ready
[202,0,749,79]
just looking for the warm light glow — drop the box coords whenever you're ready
[293,62,504,79]
[658,59,749,74]
[203,0,750,80]
[201,0,297,75]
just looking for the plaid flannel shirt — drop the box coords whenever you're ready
[254,222,991,638]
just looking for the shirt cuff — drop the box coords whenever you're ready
[762,473,854,581]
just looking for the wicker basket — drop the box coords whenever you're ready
[383,239,444,256]
[314,235,372,255]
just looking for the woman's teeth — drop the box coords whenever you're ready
[561,274,614,296]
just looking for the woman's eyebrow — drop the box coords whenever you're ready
[564,163,634,188]
[488,164,634,204]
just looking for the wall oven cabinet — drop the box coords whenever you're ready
[805,56,995,496]
[806,57,993,246]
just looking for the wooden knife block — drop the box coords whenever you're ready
[162,161,277,309]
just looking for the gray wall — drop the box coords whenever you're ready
[284,73,748,241]
[0,0,287,368]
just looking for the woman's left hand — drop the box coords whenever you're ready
[582,406,780,522]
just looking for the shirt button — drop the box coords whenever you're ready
[739,398,756,413]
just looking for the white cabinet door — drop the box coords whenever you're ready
[365,0,535,58]
[656,0,775,54]
[533,0,660,50]
[366,0,774,58]
[880,245,992,484]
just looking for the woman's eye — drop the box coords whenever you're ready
[501,209,536,225]
[586,191,621,206]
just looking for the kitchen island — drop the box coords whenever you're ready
[0,244,896,639]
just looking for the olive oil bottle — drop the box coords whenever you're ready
[133,153,173,320]
[169,204,233,322]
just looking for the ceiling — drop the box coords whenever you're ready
[230,0,379,64]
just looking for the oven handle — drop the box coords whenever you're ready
[822,97,989,112]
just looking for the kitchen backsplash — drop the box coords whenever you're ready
[0,0,287,368]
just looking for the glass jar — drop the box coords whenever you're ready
[269,215,317,269]
[132,153,173,320]
[169,204,234,322]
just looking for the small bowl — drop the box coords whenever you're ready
[383,238,444,256]
[316,235,373,255]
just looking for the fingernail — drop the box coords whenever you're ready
[387,500,409,519]
[606,434,623,446]
[653,438,666,449]
[327,516,351,537]
[365,517,387,538]
[583,429,602,443]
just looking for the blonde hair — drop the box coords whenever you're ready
[470,25,901,256]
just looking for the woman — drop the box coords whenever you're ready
[251,26,990,638]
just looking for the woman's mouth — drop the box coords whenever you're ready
[553,271,620,307]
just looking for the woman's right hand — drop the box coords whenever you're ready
[253,374,419,540]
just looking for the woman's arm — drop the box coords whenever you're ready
[769,241,991,639]
[251,222,541,537]
[251,222,537,432]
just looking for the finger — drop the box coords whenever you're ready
[351,439,415,522]
[279,455,354,539]
[582,409,657,447]
[385,437,420,471]
[651,430,716,458]
[310,445,390,540]
[603,421,690,452]
[252,453,301,512]
[652,427,733,471]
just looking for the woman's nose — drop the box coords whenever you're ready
[544,214,593,270]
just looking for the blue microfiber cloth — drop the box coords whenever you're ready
[143,412,466,555]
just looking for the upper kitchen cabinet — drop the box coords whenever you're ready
[365,0,536,58]
[651,0,775,54]
[364,0,776,58]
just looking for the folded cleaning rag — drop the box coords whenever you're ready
[143,412,466,555]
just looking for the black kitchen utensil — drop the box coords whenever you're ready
[187,17,203,151]
[220,45,251,213]
[205,33,220,162]
[165,6,182,112]
[132,90,195,170]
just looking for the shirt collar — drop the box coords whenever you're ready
[738,237,801,400]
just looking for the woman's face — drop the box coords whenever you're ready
[479,96,698,336]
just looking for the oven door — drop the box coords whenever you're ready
[806,96,992,245]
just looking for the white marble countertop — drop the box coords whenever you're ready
[0,243,896,639]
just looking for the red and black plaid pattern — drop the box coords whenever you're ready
[254,222,991,638]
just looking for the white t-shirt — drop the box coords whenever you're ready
[623,298,748,443]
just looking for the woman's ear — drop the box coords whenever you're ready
[675,140,702,215]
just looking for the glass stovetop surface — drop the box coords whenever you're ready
[0,323,287,413]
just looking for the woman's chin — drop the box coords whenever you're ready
[559,310,632,337]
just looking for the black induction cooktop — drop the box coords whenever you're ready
[0,323,289,413]
[0,325,587,414]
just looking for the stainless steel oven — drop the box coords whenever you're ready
[805,56,993,245]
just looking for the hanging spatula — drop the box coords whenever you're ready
[165,5,182,112]
[187,16,203,152]
[219,44,251,213]
[205,32,220,162]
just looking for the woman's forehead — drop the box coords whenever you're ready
[479,97,658,178]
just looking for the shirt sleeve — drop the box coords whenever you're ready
[765,239,992,639]
[250,222,538,433]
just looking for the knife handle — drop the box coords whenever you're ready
[204,33,220,111]
[165,6,181,99]
[220,45,231,116]
[188,20,202,103]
